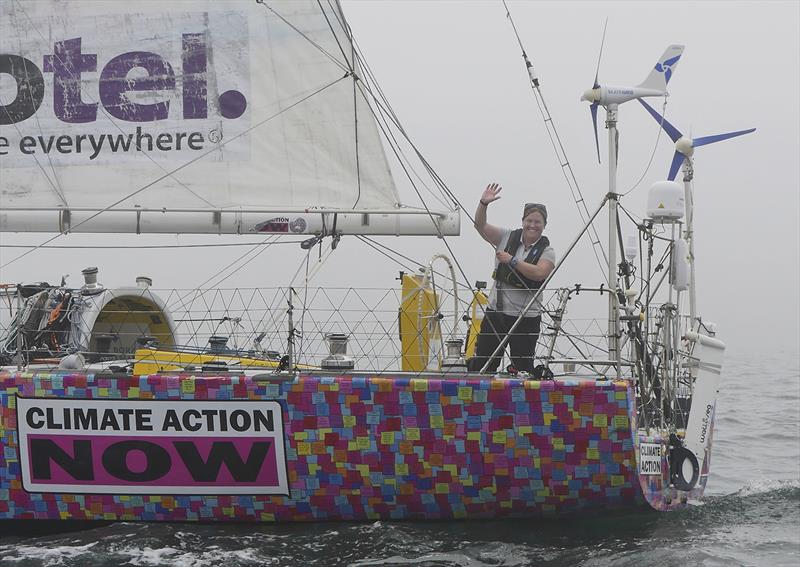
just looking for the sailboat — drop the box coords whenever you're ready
[0,0,753,522]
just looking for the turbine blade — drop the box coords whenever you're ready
[593,18,608,88]
[638,99,682,142]
[591,102,601,164]
[667,151,685,181]
[692,128,756,148]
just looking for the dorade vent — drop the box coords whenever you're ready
[81,267,103,295]
[82,267,98,285]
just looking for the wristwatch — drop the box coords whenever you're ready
[510,257,519,269]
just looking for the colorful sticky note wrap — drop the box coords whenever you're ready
[0,372,644,521]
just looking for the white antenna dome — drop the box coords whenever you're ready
[647,180,685,221]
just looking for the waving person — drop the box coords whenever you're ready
[467,183,556,373]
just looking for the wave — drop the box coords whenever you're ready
[734,478,800,498]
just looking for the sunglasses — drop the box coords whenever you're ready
[523,203,547,218]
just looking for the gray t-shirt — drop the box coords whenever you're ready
[488,228,556,318]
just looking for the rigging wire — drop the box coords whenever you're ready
[620,96,670,196]
[262,0,454,225]
[502,0,608,279]
[350,59,457,210]
[342,17,452,210]
[336,3,464,212]
[161,236,283,348]
[333,3,453,211]
[195,239,279,291]
[313,1,366,208]
[339,68,479,294]
[256,0,350,74]
[318,0,355,69]
[325,5,486,268]
[286,242,338,364]
[344,72,484,297]
[357,236,481,295]
[165,235,278,314]
[350,67,451,210]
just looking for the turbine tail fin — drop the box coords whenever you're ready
[637,44,685,92]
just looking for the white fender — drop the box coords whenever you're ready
[671,237,690,292]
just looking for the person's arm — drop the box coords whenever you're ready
[512,258,555,281]
[495,246,556,280]
[474,183,503,247]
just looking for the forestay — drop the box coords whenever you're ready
[0,0,458,235]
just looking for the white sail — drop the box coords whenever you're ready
[0,0,458,235]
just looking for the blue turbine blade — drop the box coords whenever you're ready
[591,102,601,164]
[692,128,756,148]
[667,150,685,181]
[638,99,682,143]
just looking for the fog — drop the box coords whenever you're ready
[1,0,797,357]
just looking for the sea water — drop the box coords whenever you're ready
[1,349,798,566]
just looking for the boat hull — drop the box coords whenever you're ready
[0,371,698,521]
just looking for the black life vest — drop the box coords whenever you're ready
[492,230,550,291]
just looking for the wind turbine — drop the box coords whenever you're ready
[638,99,756,181]
[579,39,684,376]
[581,43,685,163]
[638,98,756,323]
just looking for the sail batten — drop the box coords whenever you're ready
[0,0,446,234]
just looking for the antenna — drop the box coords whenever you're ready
[638,99,756,180]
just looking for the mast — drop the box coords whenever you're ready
[681,159,697,326]
[606,105,621,378]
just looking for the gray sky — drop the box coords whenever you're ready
[341,0,800,354]
[1,0,798,355]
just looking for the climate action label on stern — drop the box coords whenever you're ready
[16,397,288,495]
[638,442,663,476]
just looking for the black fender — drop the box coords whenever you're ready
[670,445,700,491]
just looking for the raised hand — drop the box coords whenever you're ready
[481,183,502,205]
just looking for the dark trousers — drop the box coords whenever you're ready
[467,309,541,373]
